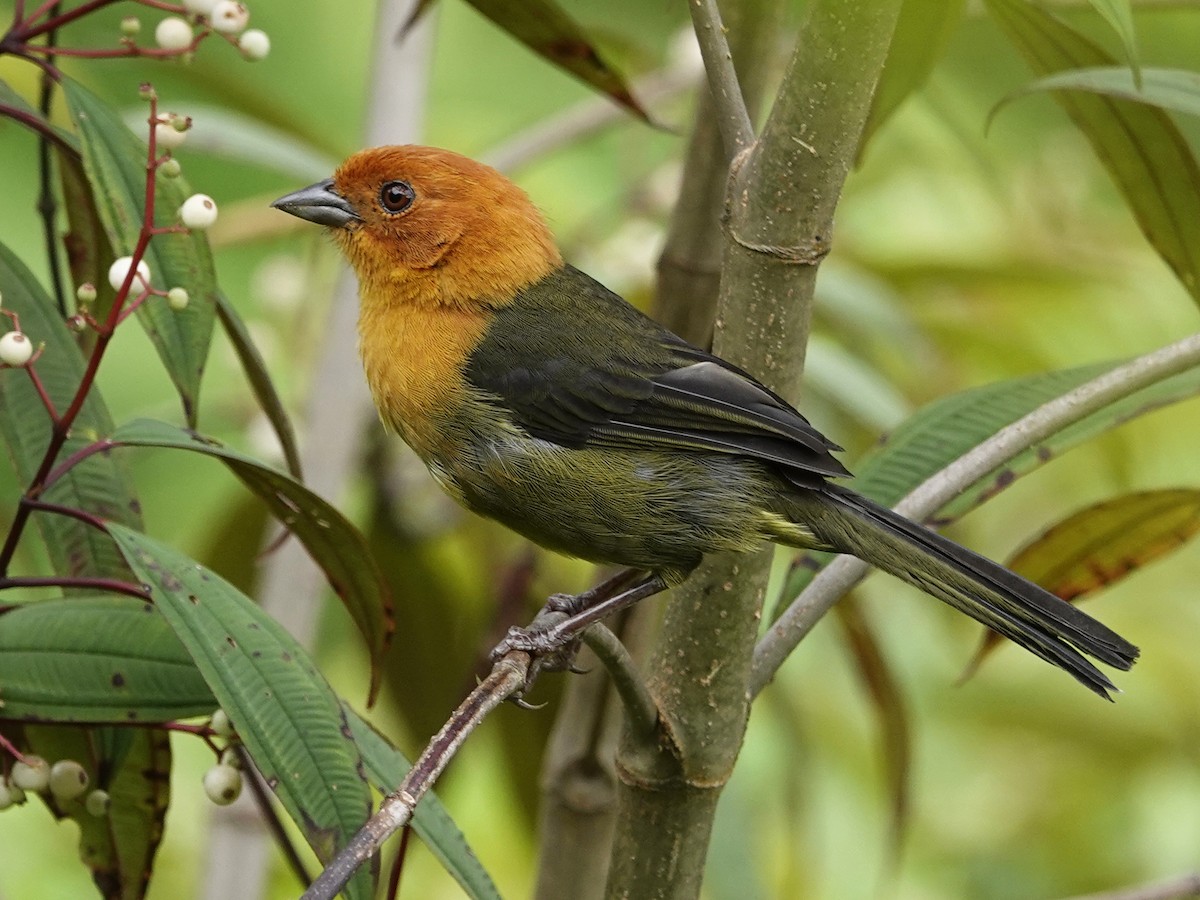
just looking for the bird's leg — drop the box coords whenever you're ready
[492,571,668,685]
[541,567,646,616]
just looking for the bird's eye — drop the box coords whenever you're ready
[379,181,415,214]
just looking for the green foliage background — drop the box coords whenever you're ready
[0,1,1198,898]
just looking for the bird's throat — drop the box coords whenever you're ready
[356,292,491,458]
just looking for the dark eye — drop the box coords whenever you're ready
[379,180,415,214]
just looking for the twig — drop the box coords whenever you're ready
[0,92,166,576]
[687,0,754,159]
[1059,873,1200,900]
[0,575,149,598]
[237,745,314,890]
[580,624,658,738]
[300,652,531,900]
[750,331,1200,694]
[0,102,75,153]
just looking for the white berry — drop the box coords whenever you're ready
[48,760,89,801]
[209,1,249,33]
[121,16,142,37]
[108,256,151,292]
[180,194,218,229]
[210,708,235,737]
[202,764,243,805]
[238,29,269,60]
[167,287,190,311]
[0,332,34,367]
[10,756,49,792]
[76,282,97,304]
[154,16,193,51]
[183,0,219,14]
[85,789,111,817]
[154,113,189,150]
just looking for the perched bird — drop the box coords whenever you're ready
[273,145,1138,698]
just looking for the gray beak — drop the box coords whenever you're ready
[271,178,361,228]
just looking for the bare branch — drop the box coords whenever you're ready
[687,0,754,158]
[301,653,530,900]
[581,625,658,739]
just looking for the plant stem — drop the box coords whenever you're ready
[0,575,149,598]
[608,2,902,895]
[0,97,163,576]
[300,653,531,900]
[687,0,754,158]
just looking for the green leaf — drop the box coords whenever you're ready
[962,489,1200,677]
[776,360,1200,607]
[109,418,392,701]
[993,66,1200,121]
[58,147,118,329]
[215,293,303,479]
[0,241,142,580]
[61,77,217,426]
[1086,0,1140,86]
[0,596,214,722]
[25,724,171,900]
[405,0,651,123]
[986,0,1200,307]
[345,707,502,900]
[108,526,375,900]
[860,0,966,152]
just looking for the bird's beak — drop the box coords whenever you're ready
[271,178,361,228]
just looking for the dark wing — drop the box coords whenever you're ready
[466,266,850,483]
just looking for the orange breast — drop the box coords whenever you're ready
[357,292,491,459]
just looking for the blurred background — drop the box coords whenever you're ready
[0,0,1198,897]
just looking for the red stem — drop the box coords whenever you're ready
[24,365,60,424]
[0,97,163,577]
[0,575,150,599]
[19,0,121,41]
[0,102,75,154]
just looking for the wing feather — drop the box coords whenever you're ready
[464,266,851,482]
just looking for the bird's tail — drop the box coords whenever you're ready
[791,485,1139,699]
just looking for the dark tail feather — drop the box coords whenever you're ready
[798,486,1139,699]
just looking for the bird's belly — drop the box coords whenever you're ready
[430,433,797,578]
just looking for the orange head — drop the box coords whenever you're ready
[272,145,562,308]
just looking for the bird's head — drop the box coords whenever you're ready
[272,145,562,308]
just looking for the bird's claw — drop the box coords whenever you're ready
[491,620,584,701]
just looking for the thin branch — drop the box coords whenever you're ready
[687,0,754,159]
[580,625,658,739]
[0,575,149,598]
[0,102,75,154]
[237,746,313,890]
[750,331,1200,693]
[1059,873,1200,900]
[24,364,60,423]
[0,93,164,576]
[301,653,531,900]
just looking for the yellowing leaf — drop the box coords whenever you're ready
[962,489,1200,678]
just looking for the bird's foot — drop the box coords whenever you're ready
[491,616,581,698]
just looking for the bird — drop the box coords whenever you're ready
[272,145,1138,699]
